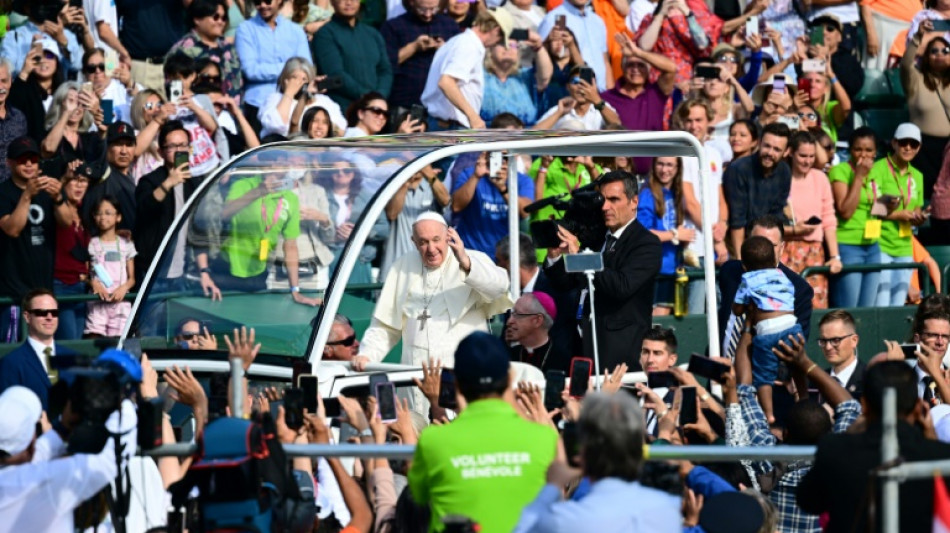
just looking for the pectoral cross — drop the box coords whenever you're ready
[418,308,431,330]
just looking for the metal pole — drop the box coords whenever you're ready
[696,141,719,359]
[507,154,521,303]
[882,387,899,533]
[585,270,601,391]
[230,358,244,419]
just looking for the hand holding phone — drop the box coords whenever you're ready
[569,357,593,398]
[804,215,822,225]
[679,386,698,425]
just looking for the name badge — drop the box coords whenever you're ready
[864,219,882,240]
[898,221,912,238]
[259,239,269,261]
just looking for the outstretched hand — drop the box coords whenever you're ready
[224,326,260,372]
[446,226,471,272]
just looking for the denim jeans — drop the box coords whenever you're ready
[833,243,881,308]
[752,323,803,388]
[53,279,87,340]
[876,252,913,307]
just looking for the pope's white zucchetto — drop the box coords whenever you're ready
[413,211,448,227]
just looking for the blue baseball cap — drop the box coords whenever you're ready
[454,332,510,389]
[95,349,143,383]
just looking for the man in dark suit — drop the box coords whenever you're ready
[816,309,866,400]
[504,292,572,373]
[544,171,662,372]
[0,289,78,410]
[718,215,814,349]
[798,361,950,532]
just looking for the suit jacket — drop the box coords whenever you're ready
[717,259,814,345]
[798,421,950,533]
[0,341,79,410]
[545,220,662,372]
[500,268,579,356]
[825,359,867,401]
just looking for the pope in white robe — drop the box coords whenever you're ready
[352,212,512,371]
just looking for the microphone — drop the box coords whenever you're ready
[524,194,567,214]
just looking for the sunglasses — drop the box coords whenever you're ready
[28,308,59,318]
[143,101,162,111]
[179,332,200,340]
[253,0,273,5]
[326,334,357,346]
[897,138,921,149]
[823,24,838,32]
[930,46,950,56]
[209,12,228,21]
[364,106,388,116]
[717,55,738,64]
[15,155,39,165]
[798,112,818,121]
[84,63,105,74]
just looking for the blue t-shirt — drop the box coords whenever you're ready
[735,268,795,312]
[637,187,677,274]
[452,166,535,260]
[480,68,539,126]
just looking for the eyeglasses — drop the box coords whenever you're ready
[817,333,855,347]
[209,12,228,21]
[327,334,357,346]
[931,46,950,56]
[897,138,921,149]
[164,143,190,152]
[333,167,353,176]
[83,63,105,74]
[253,0,273,4]
[28,308,59,318]
[920,332,950,342]
[144,102,162,111]
[198,75,222,85]
[42,51,57,61]
[364,106,388,116]
[15,155,39,165]
[415,6,438,14]
[717,55,738,64]
[798,112,818,121]
[511,312,541,319]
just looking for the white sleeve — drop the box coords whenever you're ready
[31,429,67,464]
[258,93,290,138]
[358,317,402,363]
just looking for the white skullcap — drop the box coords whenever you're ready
[0,386,41,456]
[413,211,447,227]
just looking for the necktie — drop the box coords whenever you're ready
[605,235,618,253]
[833,376,844,386]
[924,376,937,404]
[43,346,57,382]
[723,312,746,361]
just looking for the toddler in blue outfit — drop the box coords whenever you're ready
[733,236,801,423]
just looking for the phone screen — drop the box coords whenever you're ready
[647,371,678,389]
[323,397,342,418]
[368,372,388,396]
[489,151,503,177]
[578,67,594,84]
[562,421,580,467]
[284,388,305,430]
[299,375,318,414]
[680,386,698,425]
[510,28,530,41]
[686,354,730,383]
[901,344,919,359]
[101,99,114,126]
[695,65,719,80]
[544,370,566,411]
[209,372,229,421]
[569,357,592,398]
[772,76,786,94]
[174,151,189,169]
[810,26,824,46]
[556,14,566,29]
[438,368,458,409]
[376,382,398,422]
[934,19,950,32]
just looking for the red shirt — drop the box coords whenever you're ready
[54,220,90,285]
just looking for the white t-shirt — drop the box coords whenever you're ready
[421,29,485,126]
[537,102,617,131]
[626,0,658,34]
[259,92,347,139]
[84,0,120,55]
[681,143,724,259]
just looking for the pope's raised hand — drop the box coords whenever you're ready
[447,226,472,272]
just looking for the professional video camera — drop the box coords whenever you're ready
[525,182,607,251]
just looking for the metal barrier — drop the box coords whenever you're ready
[801,262,929,289]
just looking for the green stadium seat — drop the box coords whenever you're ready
[927,245,950,293]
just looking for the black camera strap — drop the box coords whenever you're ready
[105,421,132,533]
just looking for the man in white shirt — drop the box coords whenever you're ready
[534,66,620,131]
[911,310,950,404]
[421,8,514,130]
[816,309,866,400]
[83,0,130,60]
[638,325,678,435]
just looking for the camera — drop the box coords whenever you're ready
[525,182,606,249]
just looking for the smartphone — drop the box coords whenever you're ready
[510,28,530,41]
[174,151,189,170]
[647,371,679,389]
[409,103,428,124]
[901,343,920,359]
[810,26,824,46]
[544,370,566,411]
[530,220,563,249]
[438,368,458,410]
[776,115,800,130]
[316,75,344,91]
[39,157,66,179]
[802,58,826,73]
[284,388,305,430]
[562,421,580,467]
[745,15,759,37]
[168,80,184,104]
[104,49,118,78]
[489,151,503,177]
[687,354,731,383]
[69,0,83,7]
[368,372,388,396]
[209,372,230,421]
[695,65,719,80]
[759,17,771,46]
[772,75,786,94]
[101,99,114,126]
[878,194,899,204]
[934,19,950,32]
[680,386,698,425]
[323,397,342,418]
[81,81,94,95]
[292,360,310,387]
[569,357,593,398]
[376,382,398,423]
[797,77,812,93]
[805,215,822,225]
[577,66,595,84]
[299,375,318,414]
[556,14,567,30]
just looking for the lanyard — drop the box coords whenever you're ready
[262,197,284,233]
[563,166,584,192]
[886,157,912,208]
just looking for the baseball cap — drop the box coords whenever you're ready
[106,121,136,144]
[811,14,842,33]
[487,8,514,48]
[530,291,557,321]
[39,38,61,61]
[893,122,922,143]
[7,135,40,160]
[454,332,510,389]
[0,386,41,456]
[95,348,143,384]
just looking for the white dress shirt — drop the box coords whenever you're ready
[26,337,54,373]
[829,357,858,387]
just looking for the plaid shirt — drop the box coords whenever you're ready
[379,13,461,108]
[738,384,862,533]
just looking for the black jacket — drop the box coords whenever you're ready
[798,421,950,533]
[827,359,867,401]
[717,259,814,345]
[133,165,202,284]
[545,220,662,372]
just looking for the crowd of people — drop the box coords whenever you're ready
[4,0,950,530]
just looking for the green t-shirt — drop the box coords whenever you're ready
[820,100,841,144]
[222,176,301,277]
[528,157,598,263]
[870,157,923,258]
[408,399,558,533]
[828,162,884,246]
